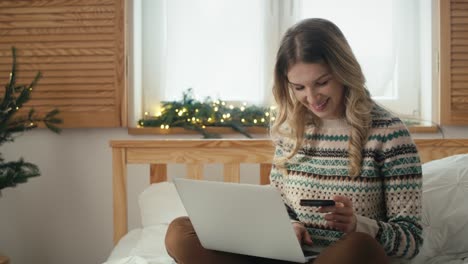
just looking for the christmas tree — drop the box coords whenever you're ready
[0,47,62,191]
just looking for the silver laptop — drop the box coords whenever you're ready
[173,178,320,263]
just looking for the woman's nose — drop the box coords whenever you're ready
[305,87,318,102]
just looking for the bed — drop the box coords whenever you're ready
[105,139,468,264]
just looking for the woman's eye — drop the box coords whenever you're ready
[317,80,329,86]
[294,86,304,91]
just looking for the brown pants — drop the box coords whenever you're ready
[165,216,389,264]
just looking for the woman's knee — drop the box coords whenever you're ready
[165,216,193,252]
[316,232,389,264]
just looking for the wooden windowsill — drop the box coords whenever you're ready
[128,125,440,135]
[408,125,439,133]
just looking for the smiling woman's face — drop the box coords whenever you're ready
[287,62,346,120]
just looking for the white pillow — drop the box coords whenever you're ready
[417,154,468,260]
[138,182,188,227]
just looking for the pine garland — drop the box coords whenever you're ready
[0,47,62,191]
[138,89,275,138]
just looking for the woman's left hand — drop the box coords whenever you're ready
[318,195,357,233]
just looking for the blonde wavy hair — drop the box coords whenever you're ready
[271,18,374,177]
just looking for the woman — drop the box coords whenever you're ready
[165,18,422,264]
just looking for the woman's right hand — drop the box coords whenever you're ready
[292,222,313,246]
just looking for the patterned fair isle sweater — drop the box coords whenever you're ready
[270,108,423,261]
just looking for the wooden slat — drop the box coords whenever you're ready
[30,91,114,99]
[415,139,468,163]
[0,12,115,22]
[452,87,468,94]
[260,163,272,185]
[0,55,115,64]
[451,46,468,52]
[0,6,115,15]
[0,76,115,84]
[0,0,116,8]
[0,69,115,78]
[0,26,115,36]
[25,98,115,106]
[150,164,167,183]
[187,164,204,180]
[223,163,240,183]
[0,19,116,29]
[27,84,115,92]
[0,48,114,57]
[127,148,273,164]
[0,41,116,49]
[0,34,115,43]
[0,62,114,70]
[112,147,127,245]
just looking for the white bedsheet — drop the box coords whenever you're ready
[104,226,175,264]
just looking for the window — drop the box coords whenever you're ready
[130,0,437,126]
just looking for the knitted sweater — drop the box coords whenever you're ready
[270,108,423,260]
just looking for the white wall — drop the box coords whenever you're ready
[0,127,467,264]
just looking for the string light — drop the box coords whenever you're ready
[137,89,278,137]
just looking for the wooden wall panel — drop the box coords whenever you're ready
[440,0,468,125]
[0,0,126,127]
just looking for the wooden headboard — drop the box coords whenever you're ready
[109,138,468,244]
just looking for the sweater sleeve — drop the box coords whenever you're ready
[375,125,423,259]
[269,139,299,222]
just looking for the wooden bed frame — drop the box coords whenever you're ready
[109,138,468,244]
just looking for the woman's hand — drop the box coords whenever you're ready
[318,195,357,233]
[292,221,313,246]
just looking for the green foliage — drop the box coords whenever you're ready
[138,89,274,138]
[0,47,62,191]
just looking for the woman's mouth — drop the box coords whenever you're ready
[312,98,329,112]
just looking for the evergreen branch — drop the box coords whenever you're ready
[0,46,62,191]
[0,159,40,190]
[138,88,273,138]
